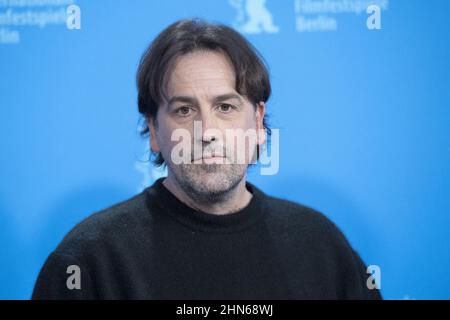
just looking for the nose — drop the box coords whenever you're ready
[198,111,219,143]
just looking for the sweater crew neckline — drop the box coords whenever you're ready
[146,177,266,233]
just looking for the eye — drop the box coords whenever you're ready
[175,106,193,117]
[217,103,236,113]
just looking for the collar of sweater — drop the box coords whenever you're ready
[146,177,267,234]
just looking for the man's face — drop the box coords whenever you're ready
[148,50,265,200]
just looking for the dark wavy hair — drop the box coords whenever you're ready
[136,18,272,167]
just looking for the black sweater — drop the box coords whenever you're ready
[32,178,382,299]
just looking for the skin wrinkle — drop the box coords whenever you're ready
[147,50,266,215]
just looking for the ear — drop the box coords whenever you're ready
[147,116,160,152]
[255,101,266,145]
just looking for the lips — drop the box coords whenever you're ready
[192,155,226,164]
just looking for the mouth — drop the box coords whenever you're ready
[192,155,226,164]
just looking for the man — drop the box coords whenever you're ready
[32,19,381,299]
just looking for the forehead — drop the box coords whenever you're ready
[165,50,236,97]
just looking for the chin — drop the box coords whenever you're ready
[195,173,232,192]
[171,162,247,195]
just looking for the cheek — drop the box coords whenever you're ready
[153,117,173,152]
[158,127,177,152]
[224,114,259,161]
[239,111,258,131]
[156,119,195,160]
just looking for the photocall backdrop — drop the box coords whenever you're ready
[0,0,449,299]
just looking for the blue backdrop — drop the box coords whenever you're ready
[0,0,449,299]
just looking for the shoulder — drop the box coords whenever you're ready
[260,192,354,253]
[260,193,382,299]
[52,189,151,258]
[33,190,152,299]
[263,194,343,235]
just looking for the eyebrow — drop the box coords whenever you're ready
[167,93,244,107]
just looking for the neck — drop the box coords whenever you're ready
[162,174,253,215]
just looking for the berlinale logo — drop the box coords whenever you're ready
[229,0,280,34]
